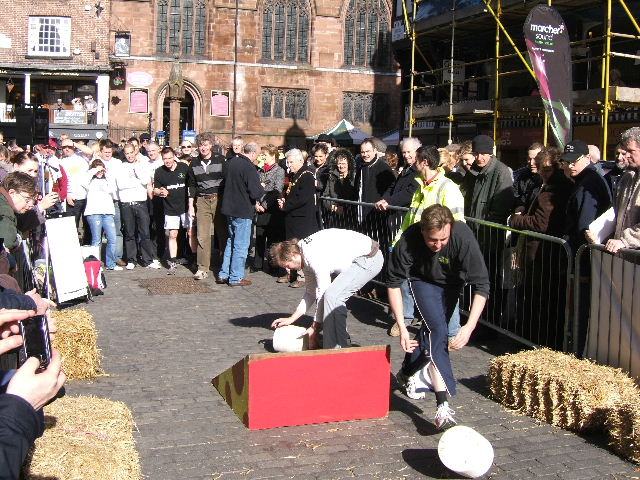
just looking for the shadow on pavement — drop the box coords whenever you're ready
[401,448,466,479]
[347,295,392,329]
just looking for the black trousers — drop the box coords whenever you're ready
[121,202,155,265]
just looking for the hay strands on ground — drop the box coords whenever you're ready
[23,395,141,480]
[51,308,104,381]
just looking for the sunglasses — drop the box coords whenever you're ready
[181,145,192,149]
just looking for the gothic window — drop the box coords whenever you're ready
[157,0,206,56]
[262,0,309,63]
[343,92,387,126]
[344,0,390,69]
[262,88,308,120]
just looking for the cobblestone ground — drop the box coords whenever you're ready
[68,265,639,480]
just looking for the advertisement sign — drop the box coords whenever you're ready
[210,90,230,117]
[524,5,573,147]
[129,87,149,114]
[127,71,153,88]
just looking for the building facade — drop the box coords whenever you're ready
[109,0,402,148]
[0,0,112,141]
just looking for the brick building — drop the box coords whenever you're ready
[108,0,402,148]
[0,0,112,141]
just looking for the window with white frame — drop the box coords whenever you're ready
[27,16,71,57]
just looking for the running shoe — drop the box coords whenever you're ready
[167,261,177,275]
[146,259,161,269]
[126,262,135,270]
[434,402,457,431]
[193,270,208,280]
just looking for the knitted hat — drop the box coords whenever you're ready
[472,135,494,154]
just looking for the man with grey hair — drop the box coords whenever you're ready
[588,144,605,177]
[376,137,421,211]
[228,136,244,159]
[218,141,264,286]
[602,127,640,252]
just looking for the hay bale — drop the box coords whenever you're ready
[24,396,141,480]
[605,395,640,463]
[51,309,103,380]
[488,349,637,432]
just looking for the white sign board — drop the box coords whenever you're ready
[392,20,407,42]
[45,216,88,302]
[443,60,465,83]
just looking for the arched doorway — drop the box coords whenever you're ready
[162,90,195,145]
[156,81,203,146]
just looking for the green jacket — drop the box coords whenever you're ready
[464,156,514,223]
[0,188,18,250]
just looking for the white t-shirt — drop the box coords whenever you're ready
[59,153,89,200]
[296,228,375,321]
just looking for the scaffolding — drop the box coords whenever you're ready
[399,0,640,160]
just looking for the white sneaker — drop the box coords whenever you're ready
[146,259,161,269]
[126,262,135,270]
[111,265,124,271]
[402,362,434,400]
[434,402,457,431]
[193,270,208,280]
[405,374,426,400]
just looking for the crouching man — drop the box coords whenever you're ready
[270,229,384,349]
[387,204,489,431]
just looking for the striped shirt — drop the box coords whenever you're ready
[191,154,225,196]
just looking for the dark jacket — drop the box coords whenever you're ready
[513,167,542,212]
[382,163,418,207]
[464,156,514,223]
[356,157,396,204]
[283,165,319,239]
[0,394,43,480]
[220,154,264,219]
[564,163,612,253]
[387,221,490,298]
[324,157,357,204]
[314,163,331,195]
[509,169,574,261]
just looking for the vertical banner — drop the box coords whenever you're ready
[524,5,573,148]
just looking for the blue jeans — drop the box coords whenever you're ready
[87,214,117,269]
[219,216,252,283]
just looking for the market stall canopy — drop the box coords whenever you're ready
[380,129,400,145]
[312,119,370,146]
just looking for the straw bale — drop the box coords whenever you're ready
[605,395,640,463]
[51,309,104,380]
[23,396,141,480]
[488,349,637,432]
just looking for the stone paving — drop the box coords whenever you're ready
[67,264,639,480]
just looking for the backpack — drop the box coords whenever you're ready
[83,255,106,296]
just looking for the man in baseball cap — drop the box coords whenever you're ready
[560,139,589,164]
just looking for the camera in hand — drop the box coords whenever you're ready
[19,315,52,370]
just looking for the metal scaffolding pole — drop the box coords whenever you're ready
[448,0,456,144]
[602,0,612,160]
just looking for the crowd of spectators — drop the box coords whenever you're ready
[0,125,638,471]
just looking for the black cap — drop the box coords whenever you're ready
[472,135,494,154]
[316,134,334,145]
[139,132,151,141]
[561,140,589,163]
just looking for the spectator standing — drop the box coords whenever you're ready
[97,140,126,266]
[588,144,605,177]
[254,144,285,272]
[355,138,395,240]
[82,160,120,271]
[0,173,38,251]
[605,143,630,194]
[57,139,89,232]
[227,136,244,159]
[323,149,357,228]
[513,142,543,212]
[464,135,514,223]
[191,132,227,280]
[561,139,612,255]
[218,142,264,286]
[153,147,196,274]
[601,127,640,252]
[138,132,151,157]
[277,149,318,287]
[118,144,160,270]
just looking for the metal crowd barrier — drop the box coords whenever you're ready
[573,244,640,378]
[319,197,573,351]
